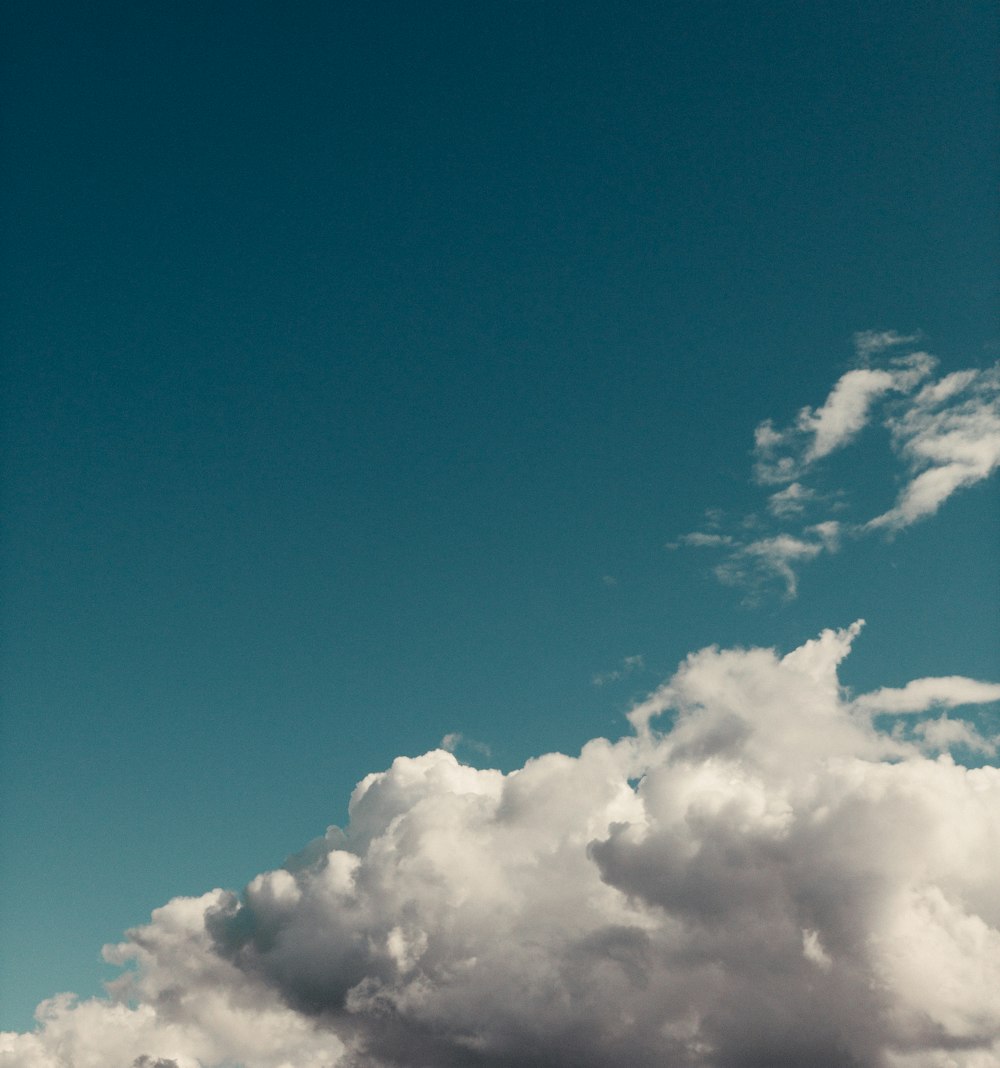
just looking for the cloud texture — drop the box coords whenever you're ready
[678,332,1000,597]
[3,624,1000,1068]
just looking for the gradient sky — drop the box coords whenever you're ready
[2,0,998,1036]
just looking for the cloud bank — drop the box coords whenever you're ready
[4,624,1000,1068]
[676,332,1000,597]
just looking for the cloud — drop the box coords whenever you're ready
[853,676,1000,714]
[676,532,734,548]
[866,364,1000,531]
[911,715,997,756]
[672,334,1000,598]
[716,534,823,598]
[766,481,815,517]
[592,654,645,687]
[713,523,840,599]
[440,732,492,758]
[753,353,935,485]
[852,329,921,358]
[853,677,1000,757]
[4,624,1000,1068]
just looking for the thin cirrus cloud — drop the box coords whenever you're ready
[592,654,645,687]
[766,481,816,518]
[713,522,841,600]
[3,622,999,1068]
[675,331,1000,598]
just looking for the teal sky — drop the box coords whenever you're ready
[2,1,998,1033]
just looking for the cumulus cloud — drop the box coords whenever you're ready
[4,624,1000,1068]
[911,715,998,756]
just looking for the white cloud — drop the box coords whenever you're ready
[440,732,492,758]
[802,366,904,461]
[5,625,1000,1068]
[866,363,1000,531]
[802,928,833,971]
[713,523,839,599]
[912,715,997,756]
[678,532,733,548]
[673,335,1000,598]
[852,329,921,358]
[753,352,934,485]
[767,481,815,517]
[853,676,1000,714]
[718,534,823,598]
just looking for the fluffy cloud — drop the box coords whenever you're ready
[4,624,1000,1068]
[911,715,997,756]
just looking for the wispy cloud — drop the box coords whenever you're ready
[6,625,999,1067]
[766,481,815,517]
[752,352,934,484]
[673,333,1000,597]
[592,654,645,687]
[851,328,921,358]
[440,732,492,758]
[866,364,1000,531]
[852,675,1000,714]
[667,531,734,549]
[911,714,997,756]
[714,529,834,599]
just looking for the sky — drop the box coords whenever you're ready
[1,1,998,1065]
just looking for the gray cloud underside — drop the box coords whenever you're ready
[3,624,1000,1068]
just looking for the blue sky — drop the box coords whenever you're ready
[2,0,998,1053]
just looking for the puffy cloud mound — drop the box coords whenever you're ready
[4,625,1000,1068]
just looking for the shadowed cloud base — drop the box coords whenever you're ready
[4,624,999,1068]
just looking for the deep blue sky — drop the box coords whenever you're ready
[2,0,997,1031]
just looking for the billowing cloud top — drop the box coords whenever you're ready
[3,625,1000,1068]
